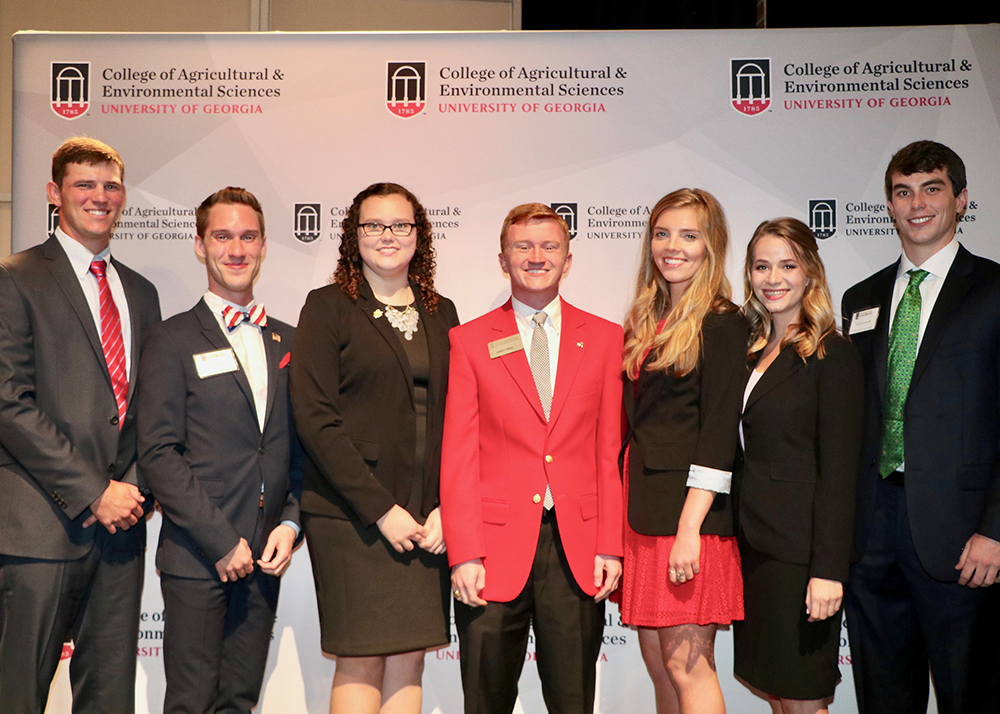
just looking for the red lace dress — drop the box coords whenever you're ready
[612,322,744,627]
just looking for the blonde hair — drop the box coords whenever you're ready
[742,217,836,360]
[623,189,733,379]
[499,203,570,252]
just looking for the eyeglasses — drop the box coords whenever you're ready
[359,222,416,238]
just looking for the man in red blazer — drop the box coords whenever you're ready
[440,203,623,714]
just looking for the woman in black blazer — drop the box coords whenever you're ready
[734,218,864,713]
[290,183,459,714]
[617,189,748,714]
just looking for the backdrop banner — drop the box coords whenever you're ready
[12,24,999,714]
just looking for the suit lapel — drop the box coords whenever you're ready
[260,322,281,433]
[113,259,142,403]
[548,302,585,429]
[419,292,449,409]
[42,238,109,387]
[868,263,897,405]
[910,245,974,389]
[357,282,415,408]
[744,348,803,411]
[194,299,257,418]
[493,301,547,421]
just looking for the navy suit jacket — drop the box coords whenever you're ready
[138,298,302,578]
[843,244,1000,581]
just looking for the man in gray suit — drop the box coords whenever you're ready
[0,137,161,713]
[138,187,301,713]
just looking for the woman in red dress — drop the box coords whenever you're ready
[617,188,747,714]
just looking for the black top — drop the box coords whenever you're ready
[623,307,749,537]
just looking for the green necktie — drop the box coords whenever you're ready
[879,268,929,477]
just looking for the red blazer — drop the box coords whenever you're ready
[440,299,624,602]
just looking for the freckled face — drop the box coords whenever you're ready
[499,218,572,309]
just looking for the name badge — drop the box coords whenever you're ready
[193,348,239,378]
[488,334,523,359]
[849,307,879,335]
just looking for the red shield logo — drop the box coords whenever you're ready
[731,59,770,116]
[51,62,90,120]
[387,62,426,118]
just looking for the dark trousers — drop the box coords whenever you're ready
[0,534,144,714]
[160,569,280,714]
[455,510,605,714]
[846,476,1000,714]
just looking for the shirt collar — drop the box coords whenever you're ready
[203,290,255,316]
[898,238,960,281]
[55,227,111,279]
[511,294,562,328]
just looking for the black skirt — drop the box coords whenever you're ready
[304,513,450,657]
[733,537,843,700]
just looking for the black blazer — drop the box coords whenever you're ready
[624,308,749,536]
[736,335,864,583]
[291,282,460,526]
[138,299,302,578]
[843,244,1000,582]
[0,236,161,559]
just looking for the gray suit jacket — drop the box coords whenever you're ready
[0,235,161,559]
[138,298,302,579]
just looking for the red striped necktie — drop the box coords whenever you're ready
[89,259,128,428]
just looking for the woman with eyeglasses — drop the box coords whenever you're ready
[291,183,459,714]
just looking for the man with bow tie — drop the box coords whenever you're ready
[138,186,302,714]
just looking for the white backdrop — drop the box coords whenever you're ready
[12,24,1000,713]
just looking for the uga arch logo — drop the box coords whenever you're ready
[51,62,90,120]
[730,59,770,116]
[387,62,426,118]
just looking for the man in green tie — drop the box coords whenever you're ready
[843,140,1000,714]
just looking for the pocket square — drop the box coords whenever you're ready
[279,352,291,369]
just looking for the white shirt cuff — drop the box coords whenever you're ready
[686,464,732,494]
[281,520,301,538]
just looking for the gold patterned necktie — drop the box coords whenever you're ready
[530,311,554,509]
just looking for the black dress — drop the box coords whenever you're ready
[304,301,450,657]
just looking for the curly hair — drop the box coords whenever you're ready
[332,183,440,312]
[742,217,836,361]
[622,188,733,380]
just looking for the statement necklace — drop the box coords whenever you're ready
[379,303,420,340]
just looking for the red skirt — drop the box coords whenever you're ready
[613,457,744,628]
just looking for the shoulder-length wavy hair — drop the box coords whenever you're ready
[332,182,441,312]
[742,217,835,360]
[623,188,733,380]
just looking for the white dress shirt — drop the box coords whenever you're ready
[511,294,561,395]
[888,238,960,472]
[202,291,268,429]
[56,228,133,375]
[202,291,299,538]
